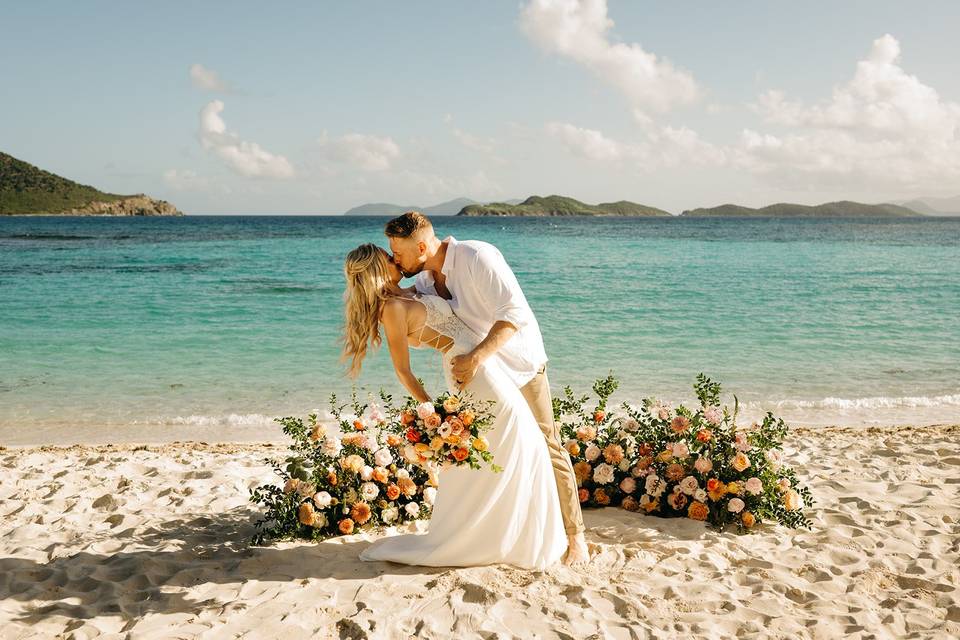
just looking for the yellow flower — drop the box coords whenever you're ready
[725,481,740,495]
[657,450,674,463]
[742,512,756,528]
[472,437,489,452]
[429,437,445,451]
[731,452,751,473]
[687,501,709,521]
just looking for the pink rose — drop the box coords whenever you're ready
[416,402,436,419]
[619,477,637,494]
[745,477,763,495]
[694,456,713,474]
[727,497,745,513]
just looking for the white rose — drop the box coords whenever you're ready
[396,468,410,479]
[404,502,420,517]
[644,474,661,495]
[416,402,435,419]
[322,437,342,457]
[593,463,615,484]
[745,477,763,495]
[423,486,437,505]
[313,491,332,508]
[618,459,631,472]
[374,448,393,468]
[382,507,399,524]
[585,444,601,462]
[360,482,379,501]
[623,418,640,432]
[727,497,745,513]
[694,489,707,503]
[360,465,374,481]
[679,476,699,496]
[766,449,783,471]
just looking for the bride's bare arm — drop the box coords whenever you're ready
[382,300,432,403]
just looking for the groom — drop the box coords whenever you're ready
[384,211,588,565]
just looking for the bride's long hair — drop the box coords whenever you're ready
[341,243,394,377]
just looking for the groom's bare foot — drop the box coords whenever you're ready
[563,532,589,566]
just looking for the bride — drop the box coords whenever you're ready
[341,243,567,570]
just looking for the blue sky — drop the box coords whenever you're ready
[2,1,959,214]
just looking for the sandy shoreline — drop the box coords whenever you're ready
[2,424,958,638]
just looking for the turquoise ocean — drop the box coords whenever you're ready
[1,215,958,445]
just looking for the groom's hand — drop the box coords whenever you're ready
[450,352,480,389]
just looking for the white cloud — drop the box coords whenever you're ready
[546,122,633,161]
[452,128,497,154]
[740,34,960,190]
[189,64,229,92]
[163,169,209,190]
[318,132,400,171]
[520,0,699,116]
[198,100,294,179]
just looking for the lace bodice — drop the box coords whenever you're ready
[410,293,480,353]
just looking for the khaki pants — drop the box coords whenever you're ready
[520,366,585,536]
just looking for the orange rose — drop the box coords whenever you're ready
[351,501,372,525]
[706,478,722,492]
[665,463,685,482]
[603,444,625,465]
[353,420,365,431]
[636,456,653,470]
[670,416,691,434]
[578,488,590,502]
[338,518,355,534]
[298,502,315,525]
[642,498,660,513]
[458,410,475,426]
[573,461,593,485]
[405,428,421,443]
[593,410,606,423]
[742,512,756,528]
[687,501,709,521]
[309,425,324,442]
[327,471,339,486]
[593,488,611,505]
[621,496,640,512]
[695,429,713,443]
[452,447,469,462]
[565,440,580,457]
[400,411,415,426]
[372,467,389,484]
[637,442,653,456]
[385,484,401,500]
[385,434,403,447]
[397,477,418,497]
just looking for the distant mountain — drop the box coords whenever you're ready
[344,197,480,216]
[457,195,672,217]
[680,200,922,218]
[890,195,960,216]
[0,151,181,216]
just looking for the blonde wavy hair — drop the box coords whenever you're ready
[341,243,395,377]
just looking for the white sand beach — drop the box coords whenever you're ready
[1,424,958,639]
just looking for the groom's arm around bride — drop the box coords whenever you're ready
[384,212,590,564]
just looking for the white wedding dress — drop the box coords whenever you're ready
[359,293,567,570]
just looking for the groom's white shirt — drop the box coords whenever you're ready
[414,236,548,388]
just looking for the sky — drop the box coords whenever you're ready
[2,1,959,215]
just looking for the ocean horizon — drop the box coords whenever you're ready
[2,214,959,446]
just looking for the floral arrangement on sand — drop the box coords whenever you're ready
[556,374,813,532]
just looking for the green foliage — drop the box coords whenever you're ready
[0,151,131,214]
[459,195,672,217]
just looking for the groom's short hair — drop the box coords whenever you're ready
[384,211,433,239]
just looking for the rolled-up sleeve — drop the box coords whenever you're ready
[469,248,532,330]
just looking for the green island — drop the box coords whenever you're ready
[457,195,672,217]
[0,151,181,216]
[679,201,921,217]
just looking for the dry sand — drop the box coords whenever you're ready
[1,425,958,639]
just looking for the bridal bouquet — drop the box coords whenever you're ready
[249,391,435,544]
[558,374,813,532]
[388,392,501,473]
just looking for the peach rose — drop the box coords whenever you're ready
[385,484,401,501]
[458,410,475,426]
[694,457,713,474]
[283,478,300,495]
[575,425,597,442]
[351,501,372,525]
[745,477,763,495]
[783,489,802,511]
[564,440,581,457]
[424,413,442,429]
[619,477,637,494]
[670,415,691,434]
[641,496,660,513]
[600,444,622,465]
[695,429,713,443]
[777,478,791,493]
[372,467,389,484]
[742,511,756,528]
[687,501,709,521]
[621,496,640,512]
[593,410,606,423]
[442,396,461,413]
[338,518,355,534]
[385,433,403,447]
[578,488,590,503]
[309,424,326,442]
[731,452,751,473]
[593,488,611,505]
